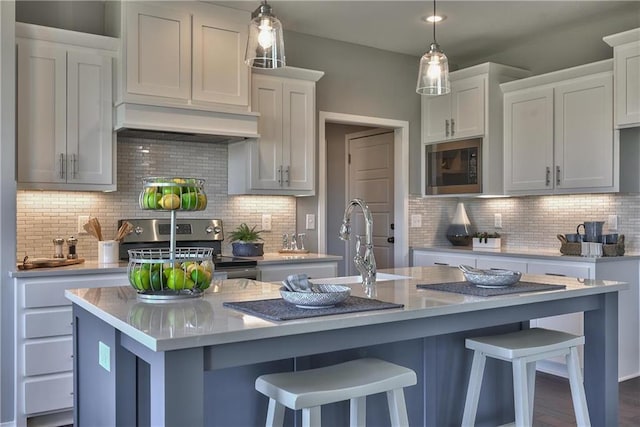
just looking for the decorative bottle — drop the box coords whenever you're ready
[446,202,473,246]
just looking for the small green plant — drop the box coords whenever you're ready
[228,223,263,243]
[473,232,501,243]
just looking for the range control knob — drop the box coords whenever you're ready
[205,226,214,234]
[134,226,143,235]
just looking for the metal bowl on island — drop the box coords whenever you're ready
[459,265,522,288]
[280,284,351,309]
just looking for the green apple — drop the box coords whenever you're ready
[162,185,181,196]
[181,192,197,210]
[133,269,151,290]
[150,270,163,291]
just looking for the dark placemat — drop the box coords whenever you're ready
[223,296,404,321]
[417,281,566,297]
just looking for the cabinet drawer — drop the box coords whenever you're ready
[412,251,476,268]
[259,262,338,283]
[23,373,73,415]
[24,337,73,376]
[22,273,128,308]
[24,308,72,338]
[526,261,591,279]
[476,257,527,272]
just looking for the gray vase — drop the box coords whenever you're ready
[232,242,264,257]
[446,202,473,246]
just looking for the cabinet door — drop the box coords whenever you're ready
[17,40,67,184]
[67,52,113,185]
[250,75,283,190]
[451,75,485,139]
[125,2,190,100]
[503,87,554,193]
[422,92,451,143]
[282,80,314,191]
[554,74,613,190]
[412,251,476,268]
[192,11,249,106]
[614,42,640,127]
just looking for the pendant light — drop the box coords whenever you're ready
[245,0,286,69]
[416,0,450,95]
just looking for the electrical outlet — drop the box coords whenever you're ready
[78,215,90,234]
[494,213,503,229]
[608,214,618,231]
[261,214,272,231]
[411,214,422,228]
[305,214,316,230]
[98,341,110,372]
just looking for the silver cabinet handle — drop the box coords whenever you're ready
[545,272,566,277]
[434,262,449,266]
[445,119,450,137]
[277,166,282,186]
[71,153,77,179]
[284,166,290,186]
[545,167,551,186]
[59,153,65,179]
[451,118,455,136]
[556,166,561,186]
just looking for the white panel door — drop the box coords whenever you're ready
[17,41,67,184]
[503,87,554,193]
[348,130,395,271]
[554,74,613,190]
[615,42,640,127]
[67,51,113,185]
[126,2,190,100]
[192,12,248,106]
[451,75,485,139]
[283,80,314,191]
[251,75,282,190]
[422,92,451,143]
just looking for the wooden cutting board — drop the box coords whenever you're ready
[18,258,85,270]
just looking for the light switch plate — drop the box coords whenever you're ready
[411,214,422,228]
[78,215,89,234]
[494,213,503,229]
[261,214,272,231]
[305,214,315,230]
[98,341,110,372]
[607,214,618,231]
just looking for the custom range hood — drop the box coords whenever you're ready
[114,102,260,143]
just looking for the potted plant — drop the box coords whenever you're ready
[472,232,501,250]
[229,223,264,257]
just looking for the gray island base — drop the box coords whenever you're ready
[66,266,625,426]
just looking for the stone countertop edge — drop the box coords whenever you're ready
[9,253,342,278]
[410,246,640,262]
[63,266,629,353]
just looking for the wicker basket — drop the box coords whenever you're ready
[557,234,625,257]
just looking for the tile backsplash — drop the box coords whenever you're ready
[409,193,640,253]
[16,137,296,260]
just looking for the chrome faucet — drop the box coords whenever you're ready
[339,198,377,297]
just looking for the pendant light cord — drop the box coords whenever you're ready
[432,0,437,43]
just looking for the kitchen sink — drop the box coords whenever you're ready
[311,273,412,285]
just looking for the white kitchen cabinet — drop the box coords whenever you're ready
[411,248,639,381]
[422,75,485,143]
[421,63,529,196]
[13,271,128,427]
[228,67,324,196]
[604,28,640,128]
[16,24,116,191]
[259,261,338,283]
[503,60,617,195]
[109,1,249,110]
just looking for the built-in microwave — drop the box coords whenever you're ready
[425,138,482,195]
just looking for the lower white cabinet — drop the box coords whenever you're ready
[412,248,639,380]
[13,271,128,426]
[259,261,338,283]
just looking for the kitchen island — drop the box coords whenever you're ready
[66,266,625,426]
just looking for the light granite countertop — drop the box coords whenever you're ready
[411,245,640,263]
[65,266,626,352]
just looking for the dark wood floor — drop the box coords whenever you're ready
[533,373,640,427]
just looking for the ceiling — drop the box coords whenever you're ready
[215,1,640,68]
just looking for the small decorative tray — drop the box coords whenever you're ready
[277,249,310,254]
[557,234,625,257]
[459,265,522,288]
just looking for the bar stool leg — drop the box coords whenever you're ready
[512,358,531,427]
[302,406,321,427]
[566,347,591,427]
[265,398,285,427]
[462,350,487,427]
[350,396,366,427]
[526,361,536,426]
[386,388,409,427]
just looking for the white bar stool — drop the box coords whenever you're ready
[255,358,417,427]
[461,328,590,427]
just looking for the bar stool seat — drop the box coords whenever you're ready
[255,358,417,427]
[462,327,591,427]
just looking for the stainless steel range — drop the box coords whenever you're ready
[117,218,260,280]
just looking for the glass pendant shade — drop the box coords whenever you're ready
[416,42,450,95]
[245,2,286,69]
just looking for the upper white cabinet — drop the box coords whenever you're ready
[421,63,529,196]
[228,67,324,196]
[604,28,640,128]
[502,60,617,195]
[422,74,485,143]
[110,1,249,108]
[16,23,117,191]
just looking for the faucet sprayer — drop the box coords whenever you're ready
[339,198,377,297]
